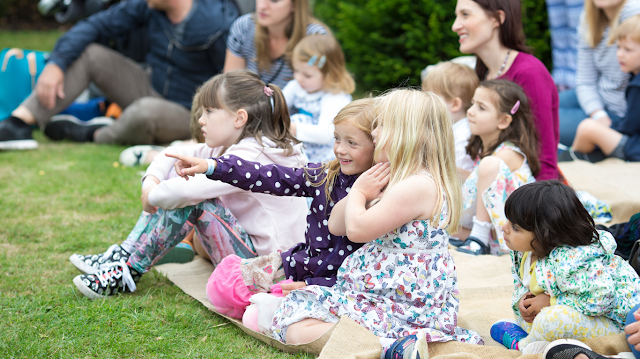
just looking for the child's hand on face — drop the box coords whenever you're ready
[280,281,307,296]
[165,153,210,180]
[520,292,551,323]
[351,163,390,202]
[625,309,640,351]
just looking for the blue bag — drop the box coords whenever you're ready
[0,48,49,120]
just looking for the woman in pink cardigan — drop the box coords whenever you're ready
[452,0,560,180]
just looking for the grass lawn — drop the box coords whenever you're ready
[0,132,314,358]
[0,30,313,358]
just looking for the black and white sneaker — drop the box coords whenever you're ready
[44,115,113,142]
[69,244,131,274]
[0,116,38,150]
[73,262,142,299]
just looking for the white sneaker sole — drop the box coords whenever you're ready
[69,254,100,274]
[73,276,104,300]
[542,339,592,358]
[47,114,115,127]
[0,139,38,150]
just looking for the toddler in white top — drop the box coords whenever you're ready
[283,34,355,163]
[422,61,480,174]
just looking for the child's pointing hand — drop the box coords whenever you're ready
[165,153,210,180]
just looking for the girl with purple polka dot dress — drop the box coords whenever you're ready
[172,98,377,323]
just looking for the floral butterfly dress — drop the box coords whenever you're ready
[270,198,484,345]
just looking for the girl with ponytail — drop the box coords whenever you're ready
[70,70,309,299]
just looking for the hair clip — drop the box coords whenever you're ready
[308,55,318,67]
[510,100,520,115]
[317,55,326,69]
[307,55,327,69]
[264,85,274,97]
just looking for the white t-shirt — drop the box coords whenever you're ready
[283,79,352,163]
[453,118,475,172]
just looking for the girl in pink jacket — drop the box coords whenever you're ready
[68,70,308,299]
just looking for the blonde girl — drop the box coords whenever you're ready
[454,79,540,256]
[266,89,483,357]
[167,98,377,321]
[284,34,355,162]
[224,0,329,89]
[69,70,308,299]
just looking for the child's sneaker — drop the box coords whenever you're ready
[384,331,429,359]
[490,319,528,350]
[69,244,130,274]
[521,341,551,354]
[73,262,141,299]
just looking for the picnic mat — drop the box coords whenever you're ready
[155,158,640,358]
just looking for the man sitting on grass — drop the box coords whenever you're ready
[0,0,237,150]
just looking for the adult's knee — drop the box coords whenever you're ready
[121,97,159,130]
[575,119,598,138]
[626,303,640,326]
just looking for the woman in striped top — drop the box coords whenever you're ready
[558,0,640,146]
[223,0,328,89]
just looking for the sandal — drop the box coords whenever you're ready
[448,237,465,247]
[456,236,490,256]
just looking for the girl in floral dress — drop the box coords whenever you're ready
[267,89,484,358]
[453,80,541,256]
[490,180,640,354]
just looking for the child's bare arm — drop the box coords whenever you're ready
[328,197,347,236]
[345,164,436,243]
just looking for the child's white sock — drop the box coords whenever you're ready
[467,216,492,251]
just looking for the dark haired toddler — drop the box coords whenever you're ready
[490,180,640,354]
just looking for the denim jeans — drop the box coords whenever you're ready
[627,302,640,358]
[558,89,621,146]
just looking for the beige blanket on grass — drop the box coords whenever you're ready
[155,158,639,358]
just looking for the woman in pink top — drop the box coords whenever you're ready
[452,0,560,180]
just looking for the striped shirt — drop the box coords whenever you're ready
[227,14,328,89]
[576,0,640,117]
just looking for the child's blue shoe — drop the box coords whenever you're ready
[490,319,527,350]
[384,331,428,359]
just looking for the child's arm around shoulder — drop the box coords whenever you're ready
[345,164,437,243]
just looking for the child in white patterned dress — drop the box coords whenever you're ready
[268,89,484,359]
[452,79,541,256]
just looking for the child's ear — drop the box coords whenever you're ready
[234,109,249,129]
[497,113,512,130]
[450,97,464,113]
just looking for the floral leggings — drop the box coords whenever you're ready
[516,305,622,347]
[126,198,257,274]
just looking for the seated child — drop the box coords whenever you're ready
[490,180,640,354]
[283,34,354,163]
[560,15,640,163]
[422,61,479,173]
[168,98,377,321]
[68,70,308,298]
[453,80,540,256]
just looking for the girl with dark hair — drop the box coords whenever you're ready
[452,0,560,181]
[490,180,640,354]
[69,70,309,299]
[454,79,539,256]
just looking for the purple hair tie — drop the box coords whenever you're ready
[510,100,520,115]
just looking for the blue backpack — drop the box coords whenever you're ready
[0,48,49,120]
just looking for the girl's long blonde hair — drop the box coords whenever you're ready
[305,97,376,204]
[583,0,627,47]
[293,34,355,94]
[373,89,461,232]
[254,0,329,71]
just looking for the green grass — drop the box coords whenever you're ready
[0,132,313,358]
[0,30,64,52]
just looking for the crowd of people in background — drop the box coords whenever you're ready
[2,0,640,357]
